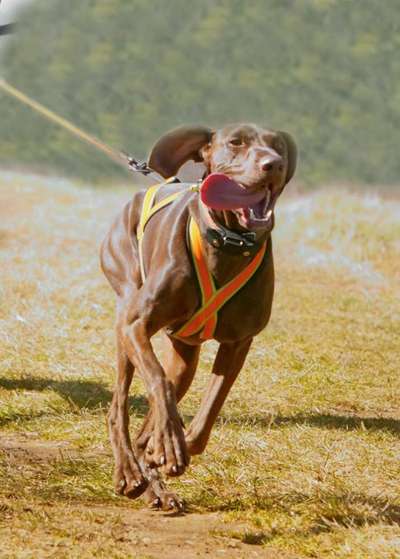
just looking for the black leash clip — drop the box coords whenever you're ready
[120,151,154,176]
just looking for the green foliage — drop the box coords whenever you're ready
[1,0,400,184]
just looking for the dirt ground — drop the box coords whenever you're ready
[0,434,293,559]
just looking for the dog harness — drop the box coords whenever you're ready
[137,181,266,340]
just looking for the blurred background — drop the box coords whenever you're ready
[1,4,400,557]
[1,0,400,186]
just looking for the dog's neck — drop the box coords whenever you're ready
[191,197,270,286]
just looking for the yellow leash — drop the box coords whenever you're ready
[0,78,158,175]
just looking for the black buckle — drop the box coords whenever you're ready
[206,226,257,255]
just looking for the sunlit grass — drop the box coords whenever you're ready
[1,173,399,557]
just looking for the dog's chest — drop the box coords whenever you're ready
[169,246,274,345]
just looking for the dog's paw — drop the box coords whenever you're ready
[144,477,185,512]
[145,416,190,476]
[114,452,148,499]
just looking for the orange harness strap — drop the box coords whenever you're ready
[137,182,266,341]
[184,218,218,340]
[175,218,266,340]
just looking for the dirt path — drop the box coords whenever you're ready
[90,508,277,559]
[0,435,295,559]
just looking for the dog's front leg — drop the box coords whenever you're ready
[185,338,253,456]
[122,314,190,477]
[134,335,200,510]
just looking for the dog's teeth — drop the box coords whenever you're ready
[249,205,272,222]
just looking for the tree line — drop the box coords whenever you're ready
[1,0,399,185]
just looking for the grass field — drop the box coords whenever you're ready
[0,171,399,558]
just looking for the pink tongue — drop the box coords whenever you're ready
[200,173,265,210]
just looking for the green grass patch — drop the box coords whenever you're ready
[1,176,400,557]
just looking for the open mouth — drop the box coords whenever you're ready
[200,172,275,231]
[235,189,275,230]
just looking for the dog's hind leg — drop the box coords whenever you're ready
[108,333,148,499]
[135,335,200,510]
[185,338,252,456]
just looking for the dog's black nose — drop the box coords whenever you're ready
[260,154,283,173]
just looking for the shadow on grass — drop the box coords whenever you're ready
[221,412,400,436]
[0,410,48,428]
[0,377,148,416]
[219,492,400,545]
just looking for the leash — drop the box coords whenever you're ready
[0,79,263,257]
[0,78,162,180]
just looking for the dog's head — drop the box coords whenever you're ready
[148,123,297,232]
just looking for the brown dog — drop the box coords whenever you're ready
[100,123,297,509]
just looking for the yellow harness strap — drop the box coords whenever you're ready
[137,182,267,340]
[137,178,182,282]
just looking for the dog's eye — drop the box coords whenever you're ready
[229,138,244,147]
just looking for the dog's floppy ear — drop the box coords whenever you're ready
[148,125,213,178]
[278,131,297,184]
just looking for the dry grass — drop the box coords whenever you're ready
[0,171,399,558]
